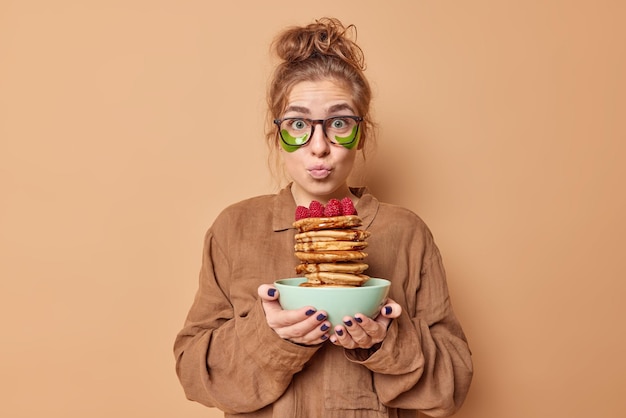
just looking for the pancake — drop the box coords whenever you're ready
[295,250,368,263]
[296,262,369,274]
[295,229,370,242]
[298,282,356,288]
[294,240,368,252]
[304,271,370,286]
[293,215,362,232]
[292,201,372,287]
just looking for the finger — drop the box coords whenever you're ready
[354,314,384,337]
[258,284,279,301]
[374,314,393,331]
[267,305,319,327]
[342,316,373,347]
[293,327,330,346]
[380,303,402,319]
[380,299,402,319]
[329,325,354,347]
[281,313,331,344]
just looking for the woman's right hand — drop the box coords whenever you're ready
[257,284,330,346]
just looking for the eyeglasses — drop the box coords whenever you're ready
[273,116,363,152]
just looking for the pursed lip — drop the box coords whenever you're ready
[307,164,332,179]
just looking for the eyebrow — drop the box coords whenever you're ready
[283,103,357,116]
[328,103,356,114]
[284,105,310,114]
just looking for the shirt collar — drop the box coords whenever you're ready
[352,186,379,230]
[272,184,298,232]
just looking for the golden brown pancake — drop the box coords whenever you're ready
[294,250,368,263]
[295,262,369,274]
[304,271,370,286]
[299,282,356,288]
[293,215,362,232]
[295,229,370,242]
[294,240,368,252]
[293,209,371,287]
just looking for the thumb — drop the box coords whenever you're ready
[258,284,279,302]
[380,299,402,319]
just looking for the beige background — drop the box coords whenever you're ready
[1,1,624,417]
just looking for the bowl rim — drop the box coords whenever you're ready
[274,277,390,289]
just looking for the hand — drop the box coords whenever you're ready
[258,284,331,345]
[329,298,402,349]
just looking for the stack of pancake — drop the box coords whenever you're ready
[293,213,371,287]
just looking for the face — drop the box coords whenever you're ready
[279,80,360,205]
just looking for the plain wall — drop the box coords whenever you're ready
[1,1,624,417]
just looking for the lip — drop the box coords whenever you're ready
[307,165,332,179]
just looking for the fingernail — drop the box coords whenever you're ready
[267,288,276,297]
[344,319,353,327]
[336,329,344,336]
[321,334,328,340]
[355,316,363,323]
[385,306,392,315]
[321,324,329,331]
[305,309,316,316]
[316,313,327,321]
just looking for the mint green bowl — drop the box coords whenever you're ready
[274,278,391,331]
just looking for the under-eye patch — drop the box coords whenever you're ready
[280,130,309,152]
[332,125,360,150]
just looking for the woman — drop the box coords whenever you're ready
[174,17,473,417]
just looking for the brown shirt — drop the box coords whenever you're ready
[174,185,473,417]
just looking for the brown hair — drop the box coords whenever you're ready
[265,18,375,163]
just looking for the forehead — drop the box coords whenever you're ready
[285,80,356,115]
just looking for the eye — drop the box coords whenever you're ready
[290,119,307,130]
[331,119,347,129]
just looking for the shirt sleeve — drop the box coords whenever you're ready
[345,229,474,417]
[173,229,320,414]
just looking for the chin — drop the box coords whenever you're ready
[304,182,347,200]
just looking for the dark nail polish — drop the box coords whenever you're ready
[336,329,344,336]
[344,319,353,327]
[321,324,329,331]
[321,334,328,340]
[355,316,363,323]
[316,313,326,321]
[267,288,276,297]
[385,306,392,315]
[305,309,316,316]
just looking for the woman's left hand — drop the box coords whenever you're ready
[329,298,402,349]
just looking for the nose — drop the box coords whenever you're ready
[308,122,330,156]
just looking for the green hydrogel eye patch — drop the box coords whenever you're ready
[280,130,309,152]
[334,125,360,149]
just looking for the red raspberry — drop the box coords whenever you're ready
[340,197,357,215]
[308,200,325,217]
[295,205,310,220]
[324,198,342,217]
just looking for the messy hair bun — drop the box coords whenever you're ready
[266,17,374,159]
[274,17,366,71]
